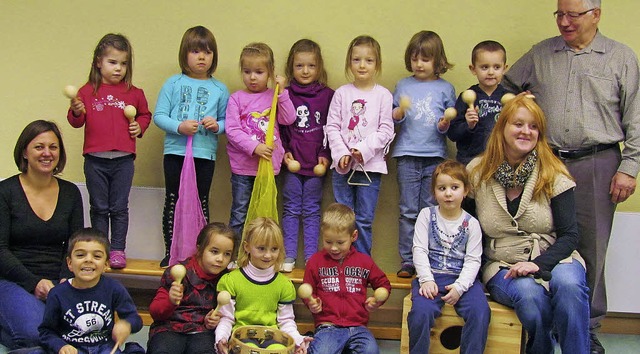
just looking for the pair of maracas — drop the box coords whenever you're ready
[399,89,531,124]
[287,159,327,176]
[297,283,389,308]
[63,85,137,122]
[170,264,232,310]
[398,95,458,122]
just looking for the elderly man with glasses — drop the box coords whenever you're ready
[502,1,640,353]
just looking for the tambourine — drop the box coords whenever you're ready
[229,325,295,354]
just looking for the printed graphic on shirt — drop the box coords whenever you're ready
[241,108,279,144]
[410,94,437,127]
[91,95,126,112]
[293,104,325,136]
[477,98,502,122]
[348,99,368,143]
[317,266,370,294]
[296,105,310,128]
[178,85,211,134]
[62,300,113,344]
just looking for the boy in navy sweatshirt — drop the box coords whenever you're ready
[39,228,142,354]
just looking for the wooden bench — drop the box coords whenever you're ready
[106,258,414,289]
[400,294,523,354]
[107,258,523,350]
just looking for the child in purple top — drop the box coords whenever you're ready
[225,42,295,248]
[279,39,334,271]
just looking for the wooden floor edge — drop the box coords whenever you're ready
[601,316,640,335]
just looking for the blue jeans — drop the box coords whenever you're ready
[84,155,135,251]
[309,325,378,354]
[147,330,215,353]
[486,260,589,354]
[229,173,255,247]
[281,171,323,261]
[396,156,442,266]
[0,280,45,351]
[332,171,381,255]
[76,343,123,354]
[408,275,490,354]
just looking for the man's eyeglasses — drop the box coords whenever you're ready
[553,8,596,21]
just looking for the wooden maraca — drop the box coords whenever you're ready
[367,287,389,306]
[462,89,477,109]
[212,290,231,317]
[313,163,326,177]
[287,159,301,173]
[399,96,411,111]
[298,283,318,306]
[170,264,187,305]
[123,105,137,123]
[501,93,516,105]
[443,107,457,122]
[63,85,86,114]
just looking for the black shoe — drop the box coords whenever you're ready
[160,254,170,268]
[397,264,416,278]
[590,332,605,354]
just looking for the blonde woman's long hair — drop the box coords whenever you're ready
[470,95,572,200]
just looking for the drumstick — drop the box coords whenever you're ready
[443,107,457,122]
[297,283,318,306]
[123,105,137,123]
[109,341,120,354]
[63,85,86,114]
[367,287,389,306]
[313,164,326,177]
[462,90,476,109]
[170,264,187,305]
[212,290,231,317]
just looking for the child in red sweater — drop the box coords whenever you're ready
[147,223,235,354]
[302,203,391,353]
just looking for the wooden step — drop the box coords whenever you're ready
[106,258,414,289]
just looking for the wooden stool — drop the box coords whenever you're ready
[400,294,523,354]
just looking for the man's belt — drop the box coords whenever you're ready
[552,143,618,160]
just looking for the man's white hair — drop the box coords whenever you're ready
[581,0,601,9]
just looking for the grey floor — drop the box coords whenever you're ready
[2,327,639,353]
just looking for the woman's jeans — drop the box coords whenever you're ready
[486,260,590,354]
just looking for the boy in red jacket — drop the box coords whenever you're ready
[302,203,391,353]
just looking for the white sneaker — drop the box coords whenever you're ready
[281,258,295,273]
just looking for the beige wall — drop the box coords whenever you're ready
[1,1,639,270]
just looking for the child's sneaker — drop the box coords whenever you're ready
[397,264,416,278]
[281,258,295,273]
[109,250,127,269]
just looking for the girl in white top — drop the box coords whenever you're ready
[408,160,489,354]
